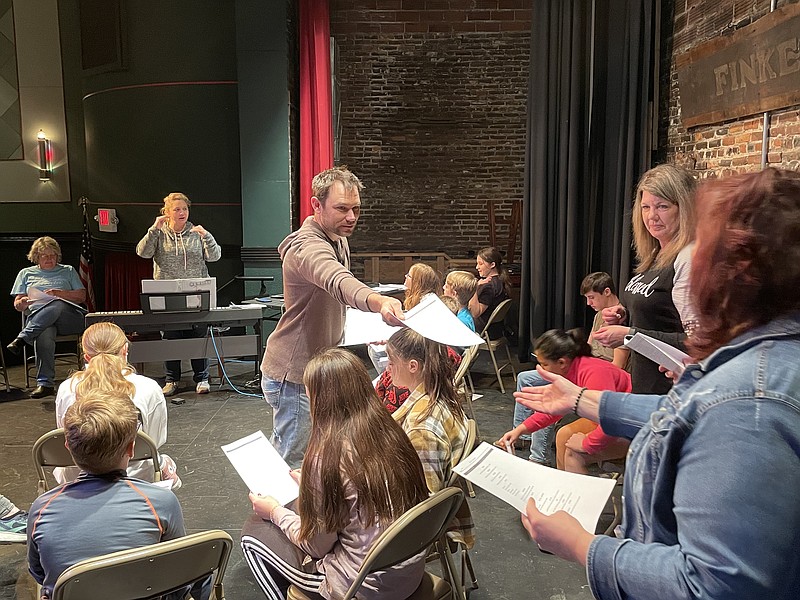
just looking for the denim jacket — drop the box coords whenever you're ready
[586,313,800,600]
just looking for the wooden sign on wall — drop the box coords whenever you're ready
[676,3,800,128]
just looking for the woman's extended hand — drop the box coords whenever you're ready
[249,492,281,522]
[190,224,208,236]
[521,498,595,565]
[593,325,630,348]
[513,366,579,417]
[152,215,169,229]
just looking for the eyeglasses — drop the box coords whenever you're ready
[39,253,58,259]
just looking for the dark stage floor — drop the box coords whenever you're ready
[0,352,604,600]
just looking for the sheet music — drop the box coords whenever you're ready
[624,332,691,375]
[454,442,616,532]
[27,287,87,313]
[340,309,402,346]
[340,294,484,347]
[221,431,299,505]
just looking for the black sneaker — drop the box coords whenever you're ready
[6,338,24,357]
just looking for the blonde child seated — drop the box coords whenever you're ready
[55,322,180,486]
[443,270,478,331]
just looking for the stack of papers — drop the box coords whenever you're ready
[369,283,406,294]
[27,287,87,313]
[623,332,691,376]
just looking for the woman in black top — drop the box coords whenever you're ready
[594,164,698,394]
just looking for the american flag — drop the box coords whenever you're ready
[79,203,96,312]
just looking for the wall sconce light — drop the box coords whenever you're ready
[37,130,52,181]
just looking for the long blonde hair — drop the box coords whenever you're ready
[73,323,136,401]
[632,164,696,273]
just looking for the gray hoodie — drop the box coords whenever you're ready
[261,216,374,383]
[135,220,221,280]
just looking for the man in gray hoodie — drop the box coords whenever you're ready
[261,167,403,468]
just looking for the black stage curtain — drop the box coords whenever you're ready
[519,0,656,358]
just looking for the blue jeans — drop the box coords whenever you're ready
[515,369,555,465]
[262,375,311,469]
[163,326,210,383]
[21,302,85,387]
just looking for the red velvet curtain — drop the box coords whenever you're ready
[299,0,334,223]
[104,251,154,311]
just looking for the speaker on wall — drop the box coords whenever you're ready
[79,0,126,73]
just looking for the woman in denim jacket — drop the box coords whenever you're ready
[515,168,800,600]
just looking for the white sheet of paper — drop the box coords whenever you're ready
[340,309,402,346]
[27,287,56,307]
[623,332,691,375]
[340,294,484,347]
[27,287,87,312]
[402,294,484,347]
[454,442,616,533]
[221,431,299,505]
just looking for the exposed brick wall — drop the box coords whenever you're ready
[664,0,800,176]
[330,0,531,261]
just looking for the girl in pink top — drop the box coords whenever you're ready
[498,329,631,473]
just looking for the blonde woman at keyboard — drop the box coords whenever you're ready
[136,192,221,396]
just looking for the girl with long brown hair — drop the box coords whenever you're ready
[386,328,474,548]
[54,322,177,485]
[241,348,428,600]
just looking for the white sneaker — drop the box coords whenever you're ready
[162,381,179,396]
[196,380,210,394]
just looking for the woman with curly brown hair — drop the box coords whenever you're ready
[515,168,800,600]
